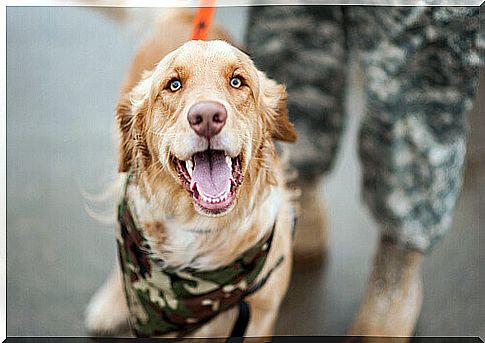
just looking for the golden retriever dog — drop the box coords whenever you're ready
[85,10,297,339]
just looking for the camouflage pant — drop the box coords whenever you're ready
[246,6,484,252]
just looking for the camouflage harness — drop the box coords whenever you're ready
[116,175,283,337]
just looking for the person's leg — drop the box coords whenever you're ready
[246,6,348,265]
[348,7,483,337]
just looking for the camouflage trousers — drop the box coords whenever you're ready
[246,6,484,252]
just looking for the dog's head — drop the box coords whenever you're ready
[117,40,296,218]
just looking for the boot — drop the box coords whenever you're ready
[347,238,424,342]
[292,178,329,269]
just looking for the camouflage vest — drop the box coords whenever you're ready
[116,175,279,337]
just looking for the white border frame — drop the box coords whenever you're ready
[1,1,483,342]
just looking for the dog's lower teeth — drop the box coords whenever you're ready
[199,195,228,204]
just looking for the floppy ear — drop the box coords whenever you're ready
[116,82,152,173]
[258,72,297,143]
[116,94,134,172]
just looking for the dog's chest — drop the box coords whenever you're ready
[115,191,276,337]
[125,181,281,270]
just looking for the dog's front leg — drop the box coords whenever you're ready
[244,302,279,340]
[85,264,131,336]
[244,252,292,341]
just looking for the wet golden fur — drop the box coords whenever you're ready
[86,10,297,338]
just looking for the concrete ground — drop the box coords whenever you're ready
[6,6,484,337]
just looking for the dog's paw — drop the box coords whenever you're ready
[85,272,130,336]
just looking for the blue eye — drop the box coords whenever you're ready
[169,79,182,92]
[230,77,242,89]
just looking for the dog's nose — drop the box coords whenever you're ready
[187,101,227,139]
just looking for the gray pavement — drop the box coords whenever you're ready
[6,6,484,337]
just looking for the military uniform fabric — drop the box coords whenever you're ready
[246,6,484,252]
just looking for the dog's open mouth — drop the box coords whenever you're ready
[173,150,243,216]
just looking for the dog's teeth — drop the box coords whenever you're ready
[186,160,193,177]
[199,193,230,204]
[225,156,232,169]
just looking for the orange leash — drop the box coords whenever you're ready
[190,0,217,40]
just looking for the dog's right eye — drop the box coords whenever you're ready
[168,79,182,92]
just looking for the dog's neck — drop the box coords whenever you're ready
[125,170,281,270]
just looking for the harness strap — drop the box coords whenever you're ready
[228,300,250,339]
[225,255,285,340]
[190,0,217,40]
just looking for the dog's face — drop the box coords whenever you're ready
[118,40,296,217]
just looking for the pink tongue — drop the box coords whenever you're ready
[191,150,231,198]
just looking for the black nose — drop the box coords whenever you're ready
[187,101,227,139]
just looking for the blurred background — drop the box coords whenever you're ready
[6,6,484,337]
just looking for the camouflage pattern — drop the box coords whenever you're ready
[246,6,484,252]
[116,176,276,337]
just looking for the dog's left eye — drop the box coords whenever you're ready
[230,77,242,89]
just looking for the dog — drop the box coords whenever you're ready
[85,9,297,338]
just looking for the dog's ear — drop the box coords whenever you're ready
[116,80,152,173]
[116,94,134,172]
[258,72,297,143]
